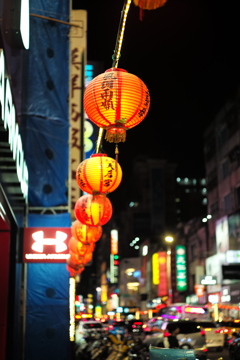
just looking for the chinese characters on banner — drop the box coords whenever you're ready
[176,245,187,291]
[69,10,87,219]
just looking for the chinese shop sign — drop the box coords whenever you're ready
[176,245,187,291]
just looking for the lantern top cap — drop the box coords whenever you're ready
[106,68,127,73]
[90,153,107,158]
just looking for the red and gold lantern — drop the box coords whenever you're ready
[84,68,150,143]
[74,194,112,227]
[71,220,102,245]
[76,153,122,195]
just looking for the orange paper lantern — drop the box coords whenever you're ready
[84,68,150,143]
[74,194,112,227]
[71,220,102,244]
[69,251,93,266]
[76,153,122,195]
[66,264,84,277]
[66,257,85,271]
[68,236,95,256]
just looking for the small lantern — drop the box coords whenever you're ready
[76,153,122,194]
[84,68,150,143]
[74,194,112,227]
[71,220,102,245]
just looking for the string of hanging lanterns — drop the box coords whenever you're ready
[66,0,159,277]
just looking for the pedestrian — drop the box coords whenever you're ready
[167,324,180,348]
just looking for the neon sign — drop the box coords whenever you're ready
[31,231,68,252]
[23,227,72,263]
[185,306,206,314]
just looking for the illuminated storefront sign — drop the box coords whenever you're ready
[226,250,240,263]
[176,245,187,291]
[185,306,206,314]
[158,252,168,297]
[110,229,118,255]
[69,277,76,341]
[110,229,119,283]
[200,275,217,285]
[23,227,71,263]
[152,253,159,285]
[0,49,28,201]
[194,284,205,297]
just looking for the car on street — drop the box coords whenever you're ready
[216,319,240,346]
[228,334,240,360]
[75,320,104,345]
[143,319,224,352]
[197,320,224,351]
[125,319,144,334]
[108,320,127,336]
[142,317,165,334]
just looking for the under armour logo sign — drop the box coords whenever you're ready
[31,231,68,253]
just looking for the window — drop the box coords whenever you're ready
[207,168,217,191]
[234,187,240,208]
[205,134,216,160]
[190,244,196,261]
[224,193,231,212]
[210,201,219,215]
[221,160,229,179]
[219,126,228,147]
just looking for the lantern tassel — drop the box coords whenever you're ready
[115,144,119,162]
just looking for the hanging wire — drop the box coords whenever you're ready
[112,0,132,68]
[95,0,132,154]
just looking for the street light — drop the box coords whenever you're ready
[165,236,174,304]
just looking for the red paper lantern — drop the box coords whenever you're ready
[76,153,122,195]
[66,257,85,271]
[71,220,102,244]
[68,236,95,256]
[66,264,84,277]
[69,251,93,266]
[133,0,167,9]
[74,194,112,227]
[84,68,150,143]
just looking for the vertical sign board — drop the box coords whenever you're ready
[152,253,159,285]
[69,10,87,219]
[110,229,119,283]
[157,252,168,296]
[176,245,187,291]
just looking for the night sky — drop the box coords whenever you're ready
[73,0,240,295]
[73,0,240,212]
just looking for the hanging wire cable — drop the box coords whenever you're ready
[95,0,132,154]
